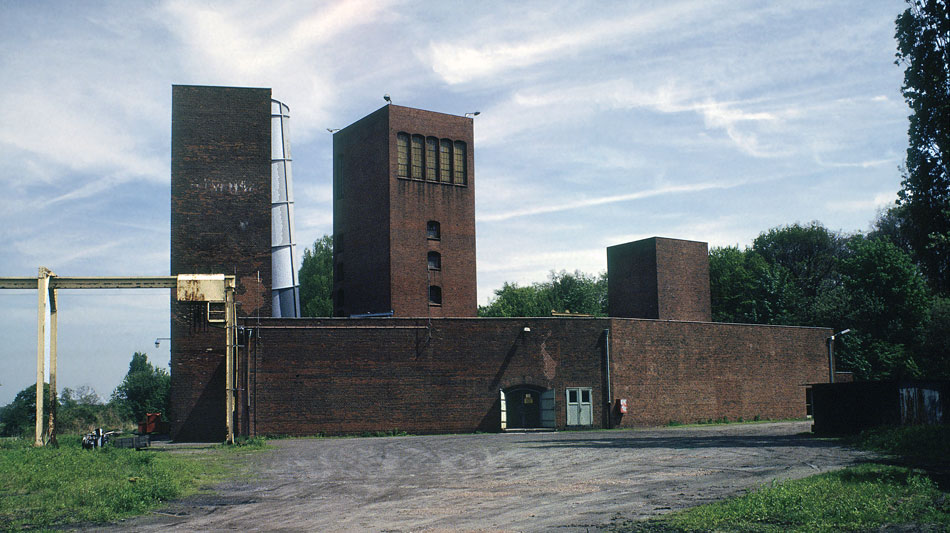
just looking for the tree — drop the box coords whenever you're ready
[710,223,849,327]
[751,222,847,310]
[299,235,333,317]
[895,0,950,294]
[0,383,51,438]
[479,270,608,317]
[836,237,933,379]
[921,296,950,377]
[709,246,798,324]
[478,282,550,317]
[110,352,170,423]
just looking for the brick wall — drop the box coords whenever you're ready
[388,106,477,318]
[332,106,392,317]
[232,317,829,437]
[170,84,272,441]
[607,237,711,321]
[607,319,829,427]
[332,105,477,318]
[244,318,604,436]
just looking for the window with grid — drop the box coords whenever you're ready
[439,139,452,182]
[425,137,438,181]
[453,141,466,185]
[411,135,424,179]
[396,133,409,178]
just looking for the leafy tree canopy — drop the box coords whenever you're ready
[299,235,333,317]
[479,270,607,317]
[0,383,51,438]
[895,0,950,294]
[110,352,170,423]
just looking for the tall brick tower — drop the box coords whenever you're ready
[332,104,477,317]
[170,85,272,441]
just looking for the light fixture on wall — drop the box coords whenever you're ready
[465,111,480,117]
[523,326,531,333]
[155,337,171,348]
[826,329,851,383]
[383,94,392,104]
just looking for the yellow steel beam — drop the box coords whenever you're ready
[47,288,58,446]
[35,268,52,446]
[0,276,177,290]
[7,271,233,446]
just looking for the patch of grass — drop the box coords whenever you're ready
[358,429,409,438]
[0,434,252,530]
[850,424,950,464]
[230,435,267,448]
[613,464,950,532]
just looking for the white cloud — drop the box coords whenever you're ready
[480,181,742,222]
[425,3,714,85]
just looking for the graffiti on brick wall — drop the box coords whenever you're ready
[191,178,256,194]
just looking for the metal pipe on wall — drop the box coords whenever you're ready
[604,328,612,429]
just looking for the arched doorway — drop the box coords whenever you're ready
[501,385,554,430]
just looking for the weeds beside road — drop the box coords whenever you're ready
[0,435,261,530]
[611,424,950,532]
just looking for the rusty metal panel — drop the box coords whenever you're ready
[900,386,943,425]
[176,274,226,302]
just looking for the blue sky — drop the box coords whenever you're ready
[0,0,909,405]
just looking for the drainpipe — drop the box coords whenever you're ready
[604,328,612,429]
[827,329,851,383]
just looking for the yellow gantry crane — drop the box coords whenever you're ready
[0,269,238,445]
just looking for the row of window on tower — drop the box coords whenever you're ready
[397,133,467,185]
[427,220,442,305]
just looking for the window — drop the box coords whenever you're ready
[427,251,441,271]
[411,135,424,179]
[335,263,344,282]
[396,133,409,178]
[334,233,343,254]
[428,285,442,305]
[439,139,452,183]
[453,141,466,185]
[395,131,468,187]
[425,137,438,181]
[426,221,440,240]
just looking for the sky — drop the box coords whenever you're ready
[0,0,910,406]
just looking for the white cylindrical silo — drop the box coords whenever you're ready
[271,99,300,317]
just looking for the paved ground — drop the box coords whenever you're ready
[108,421,874,532]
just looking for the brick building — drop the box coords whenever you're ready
[170,86,830,441]
[332,105,477,318]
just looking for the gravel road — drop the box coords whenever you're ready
[107,421,873,532]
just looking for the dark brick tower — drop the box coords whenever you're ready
[606,237,711,321]
[332,104,477,317]
[170,85,272,440]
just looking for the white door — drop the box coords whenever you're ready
[566,387,593,426]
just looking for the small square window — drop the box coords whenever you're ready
[429,285,442,305]
[426,221,440,240]
[428,252,441,271]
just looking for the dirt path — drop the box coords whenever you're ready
[107,422,873,532]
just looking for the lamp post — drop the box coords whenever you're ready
[155,337,171,348]
[827,329,851,383]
